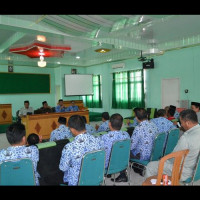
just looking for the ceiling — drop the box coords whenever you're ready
[1,15,200,68]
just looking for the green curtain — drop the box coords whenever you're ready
[112,69,145,109]
[85,75,102,108]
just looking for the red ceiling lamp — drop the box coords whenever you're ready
[9,36,71,67]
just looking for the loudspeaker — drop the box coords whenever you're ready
[143,59,154,69]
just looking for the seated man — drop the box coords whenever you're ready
[95,112,110,132]
[0,123,40,185]
[40,101,52,113]
[191,101,200,123]
[131,108,159,161]
[19,100,34,117]
[126,107,139,127]
[59,115,103,186]
[145,109,200,183]
[26,133,42,146]
[55,99,66,113]
[50,117,73,141]
[81,115,96,135]
[167,105,176,121]
[100,113,130,182]
[66,101,79,112]
[151,109,176,147]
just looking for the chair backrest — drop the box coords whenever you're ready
[191,150,200,183]
[163,128,180,156]
[150,132,166,161]
[78,149,106,186]
[0,158,35,186]
[156,149,189,185]
[107,139,131,174]
[36,141,56,149]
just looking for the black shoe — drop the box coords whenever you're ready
[106,174,111,178]
[111,174,128,182]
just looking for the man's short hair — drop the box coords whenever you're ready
[180,109,198,123]
[157,109,166,117]
[191,102,200,109]
[27,133,39,145]
[81,116,87,124]
[58,116,66,124]
[42,101,47,105]
[168,105,176,117]
[135,108,148,121]
[58,99,63,102]
[6,123,26,145]
[68,115,85,131]
[102,112,110,120]
[110,113,123,130]
[24,100,29,104]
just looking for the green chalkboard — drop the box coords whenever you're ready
[0,72,50,94]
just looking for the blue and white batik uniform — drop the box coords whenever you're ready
[50,124,73,141]
[66,105,79,112]
[59,132,104,185]
[85,124,96,135]
[97,120,110,133]
[101,130,130,168]
[131,120,159,161]
[0,145,40,185]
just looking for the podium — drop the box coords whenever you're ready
[0,104,12,125]
[21,110,89,140]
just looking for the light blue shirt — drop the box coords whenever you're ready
[55,105,66,113]
[97,120,110,133]
[131,120,159,161]
[0,145,40,185]
[101,130,130,168]
[66,105,79,112]
[50,124,73,141]
[59,132,104,185]
[128,117,138,127]
[85,124,96,135]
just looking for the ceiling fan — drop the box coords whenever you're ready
[138,50,147,62]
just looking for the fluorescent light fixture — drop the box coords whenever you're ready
[76,56,80,59]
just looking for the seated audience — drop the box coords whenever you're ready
[126,107,139,127]
[19,100,34,117]
[50,117,73,141]
[40,101,52,113]
[145,109,200,183]
[151,109,176,147]
[191,102,200,123]
[0,123,40,185]
[100,113,130,182]
[59,115,104,186]
[55,99,66,113]
[27,133,42,146]
[66,101,79,112]
[95,112,110,132]
[130,108,159,161]
[81,116,96,135]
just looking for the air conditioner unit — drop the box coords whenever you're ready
[112,63,125,69]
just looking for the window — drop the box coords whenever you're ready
[85,75,102,108]
[112,69,145,109]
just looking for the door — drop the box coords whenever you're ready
[161,78,180,108]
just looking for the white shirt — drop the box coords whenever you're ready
[19,106,34,116]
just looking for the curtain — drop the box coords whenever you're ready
[85,75,102,108]
[112,69,145,109]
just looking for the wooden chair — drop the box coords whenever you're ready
[142,149,189,186]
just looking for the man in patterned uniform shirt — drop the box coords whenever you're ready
[95,112,110,132]
[101,113,130,183]
[59,115,104,185]
[50,116,73,141]
[130,108,159,160]
[66,101,79,112]
[151,109,176,148]
[0,123,40,185]
[82,116,96,135]
[126,108,139,127]
[55,99,66,113]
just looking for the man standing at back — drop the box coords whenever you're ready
[101,113,130,182]
[50,117,72,141]
[145,109,200,183]
[59,115,104,185]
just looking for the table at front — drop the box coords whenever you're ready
[21,110,89,139]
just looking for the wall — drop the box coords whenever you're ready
[86,46,200,118]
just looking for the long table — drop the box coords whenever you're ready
[21,110,89,139]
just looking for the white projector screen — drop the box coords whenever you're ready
[64,74,93,96]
